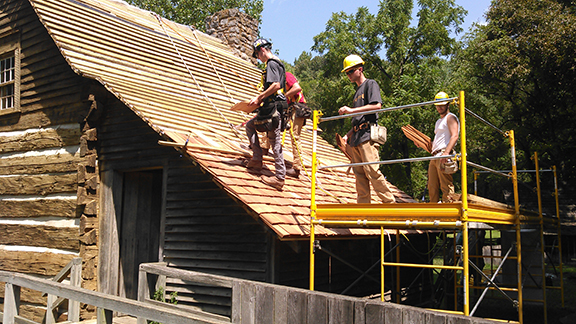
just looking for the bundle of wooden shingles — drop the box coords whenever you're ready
[401,124,432,153]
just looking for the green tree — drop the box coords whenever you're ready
[296,0,466,197]
[126,0,263,31]
[457,0,576,202]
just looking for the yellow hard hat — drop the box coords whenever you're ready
[434,91,450,105]
[341,54,365,73]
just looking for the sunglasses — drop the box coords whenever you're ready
[345,68,358,75]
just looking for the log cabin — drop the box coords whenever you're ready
[0,0,425,320]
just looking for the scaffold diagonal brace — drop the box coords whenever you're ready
[470,245,517,316]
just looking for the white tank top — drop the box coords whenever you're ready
[431,112,459,155]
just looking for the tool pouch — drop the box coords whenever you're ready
[255,102,281,132]
[441,158,459,174]
[277,101,290,131]
[370,124,387,145]
[291,102,312,119]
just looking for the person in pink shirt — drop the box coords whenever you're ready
[284,72,311,178]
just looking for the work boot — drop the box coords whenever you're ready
[286,168,300,178]
[261,175,284,190]
[243,159,262,171]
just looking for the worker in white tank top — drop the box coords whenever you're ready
[428,92,460,203]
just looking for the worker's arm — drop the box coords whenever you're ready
[338,102,381,115]
[342,128,354,143]
[285,81,302,102]
[249,82,281,106]
[442,114,459,162]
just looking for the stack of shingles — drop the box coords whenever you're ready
[401,124,432,153]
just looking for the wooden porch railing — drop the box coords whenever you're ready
[0,269,229,324]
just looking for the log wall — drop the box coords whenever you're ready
[0,0,90,320]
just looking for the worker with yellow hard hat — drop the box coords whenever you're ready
[337,54,395,204]
[428,91,460,203]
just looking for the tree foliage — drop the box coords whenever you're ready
[126,0,263,31]
[457,0,576,201]
[295,0,466,197]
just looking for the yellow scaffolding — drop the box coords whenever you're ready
[309,91,563,323]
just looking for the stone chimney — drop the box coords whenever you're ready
[205,9,259,65]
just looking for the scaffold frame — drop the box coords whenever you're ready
[309,91,563,324]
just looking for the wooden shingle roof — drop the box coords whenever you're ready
[29,0,417,240]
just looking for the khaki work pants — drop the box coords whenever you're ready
[289,116,305,171]
[345,140,395,204]
[428,158,455,203]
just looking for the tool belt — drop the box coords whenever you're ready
[289,102,312,119]
[254,100,288,132]
[353,122,370,132]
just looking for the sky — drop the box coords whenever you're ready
[260,0,493,65]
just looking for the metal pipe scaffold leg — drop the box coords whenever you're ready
[381,227,385,302]
[459,91,471,316]
[534,152,548,324]
[310,110,321,291]
[509,130,524,324]
[553,166,565,307]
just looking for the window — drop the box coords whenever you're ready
[1,55,15,110]
[0,30,21,115]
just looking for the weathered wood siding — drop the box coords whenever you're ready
[161,158,271,316]
[0,0,88,320]
[97,103,271,316]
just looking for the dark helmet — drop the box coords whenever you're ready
[252,38,272,58]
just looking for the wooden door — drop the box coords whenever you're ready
[118,170,162,299]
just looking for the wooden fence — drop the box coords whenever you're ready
[138,262,498,324]
[2,261,499,324]
[0,269,228,324]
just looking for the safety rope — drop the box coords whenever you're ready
[153,13,246,142]
[190,28,235,104]
[284,118,354,203]
[156,15,260,92]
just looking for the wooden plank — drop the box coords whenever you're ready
[354,299,367,324]
[254,284,273,324]
[35,0,250,77]
[2,283,21,324]
[163,242,267,254]
[426,310,449,324]
[98,170,122,296]
[0,224,79,250]
[0,173,77,195]
[0,126,80,153]
[0,153,80,175]
[0,285,45,305]
[286,289,306,324]
[401,124,432,153]
[0,103,86,131]
[403,306,426,324]
[383,302,403,324]
[272,286,288,324]
[240,281,255,324]
[307,293,327,324]
[0,250,76,276]
[365,301,384,324]
[139,264,234,289]
[328,296,354,323]
[230,281,241,323]
[0,198,76,218]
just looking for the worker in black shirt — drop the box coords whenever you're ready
[244,38,288,191]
